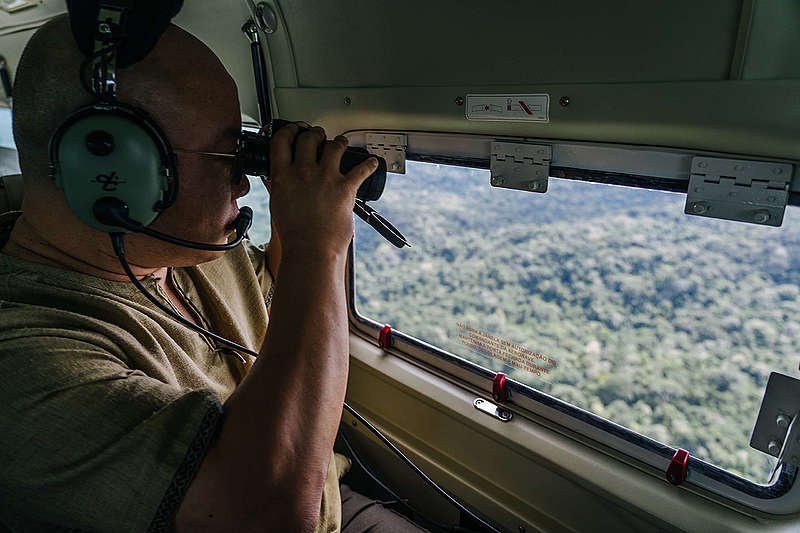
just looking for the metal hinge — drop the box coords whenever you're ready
[366,133,407,174]
[490,141,551,193]
[750,372,800,480]
[685,157,794,226]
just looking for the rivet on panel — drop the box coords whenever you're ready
[344,96,352,106]
[753,211,771,223]
[455,96,464,106]
[559,96,570,107]
[688,202,708,215]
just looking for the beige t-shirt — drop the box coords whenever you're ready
[0,212,348,532]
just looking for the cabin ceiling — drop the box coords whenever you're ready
[271,1,799,87]
[1,1,798,159]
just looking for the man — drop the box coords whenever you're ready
[0,14,427,533]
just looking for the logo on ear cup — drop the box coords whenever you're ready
[91,171,127,191]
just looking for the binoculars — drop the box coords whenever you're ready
[235,119,387,202]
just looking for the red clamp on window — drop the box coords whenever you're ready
[666,448,690,486]
[492,373,508,402]
[378,324,392,349]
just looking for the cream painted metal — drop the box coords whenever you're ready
[345,333,800,532]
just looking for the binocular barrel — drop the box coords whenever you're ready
[236,119,387,202]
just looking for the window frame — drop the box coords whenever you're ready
[346,148,800,514]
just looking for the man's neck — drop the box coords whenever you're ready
[2,212,167,284]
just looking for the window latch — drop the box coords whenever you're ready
[750,372,800,482]
[666,448,690,486]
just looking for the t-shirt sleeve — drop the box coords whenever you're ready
[0,336,223,532]
[242,239,275,308]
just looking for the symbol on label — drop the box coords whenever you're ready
[518,101,532,115]
[91,171,127,192]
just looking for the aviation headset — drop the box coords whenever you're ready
[49,0,185,234]
[47,0,256,363]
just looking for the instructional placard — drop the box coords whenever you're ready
[466,94,550,123]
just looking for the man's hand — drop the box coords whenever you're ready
[268,123,378,262]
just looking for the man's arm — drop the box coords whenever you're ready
[175,125,377,532]
[265,221,280,315]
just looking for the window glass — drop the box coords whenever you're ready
[354,159,800,483]
[0,107,19,177]
[0,107,14,149]
[238,174,271,245]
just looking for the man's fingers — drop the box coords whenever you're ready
[344,157,379,190]
[295,126,326,166]
[320,136,348,170]
[269,123,298,172]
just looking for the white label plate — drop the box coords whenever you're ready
[466,94,550,123]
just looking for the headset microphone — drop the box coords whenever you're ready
[93,197,253,251]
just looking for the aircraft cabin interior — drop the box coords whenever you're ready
[1,1,799,532]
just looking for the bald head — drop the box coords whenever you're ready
[13,14,236,188]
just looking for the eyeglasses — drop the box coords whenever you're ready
[173,148,237,160]
[173,147,244,183]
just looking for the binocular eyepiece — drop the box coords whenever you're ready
[235,119,387,202]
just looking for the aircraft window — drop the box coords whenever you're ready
[0,107,19,177]
[238,174,271,245]
[353,159,800,484]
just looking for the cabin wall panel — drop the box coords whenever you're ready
[741,0,800,80]
[345,333,800,532]
[274,81,800,161]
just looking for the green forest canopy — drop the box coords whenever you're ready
[353,160,800,483]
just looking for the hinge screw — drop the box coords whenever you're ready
[344,96,352,105]
[98,22,112,34]
[768,440,781,455]
[753,211,771,223]
[688,202,708,214]
[491,176,505,186]
[559,96,570,107]
[391,161,401,171]
[455,96,464,106]
[777,414,791,429]
[528,181,541,191]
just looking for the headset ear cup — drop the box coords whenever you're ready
[49,105,176,233]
